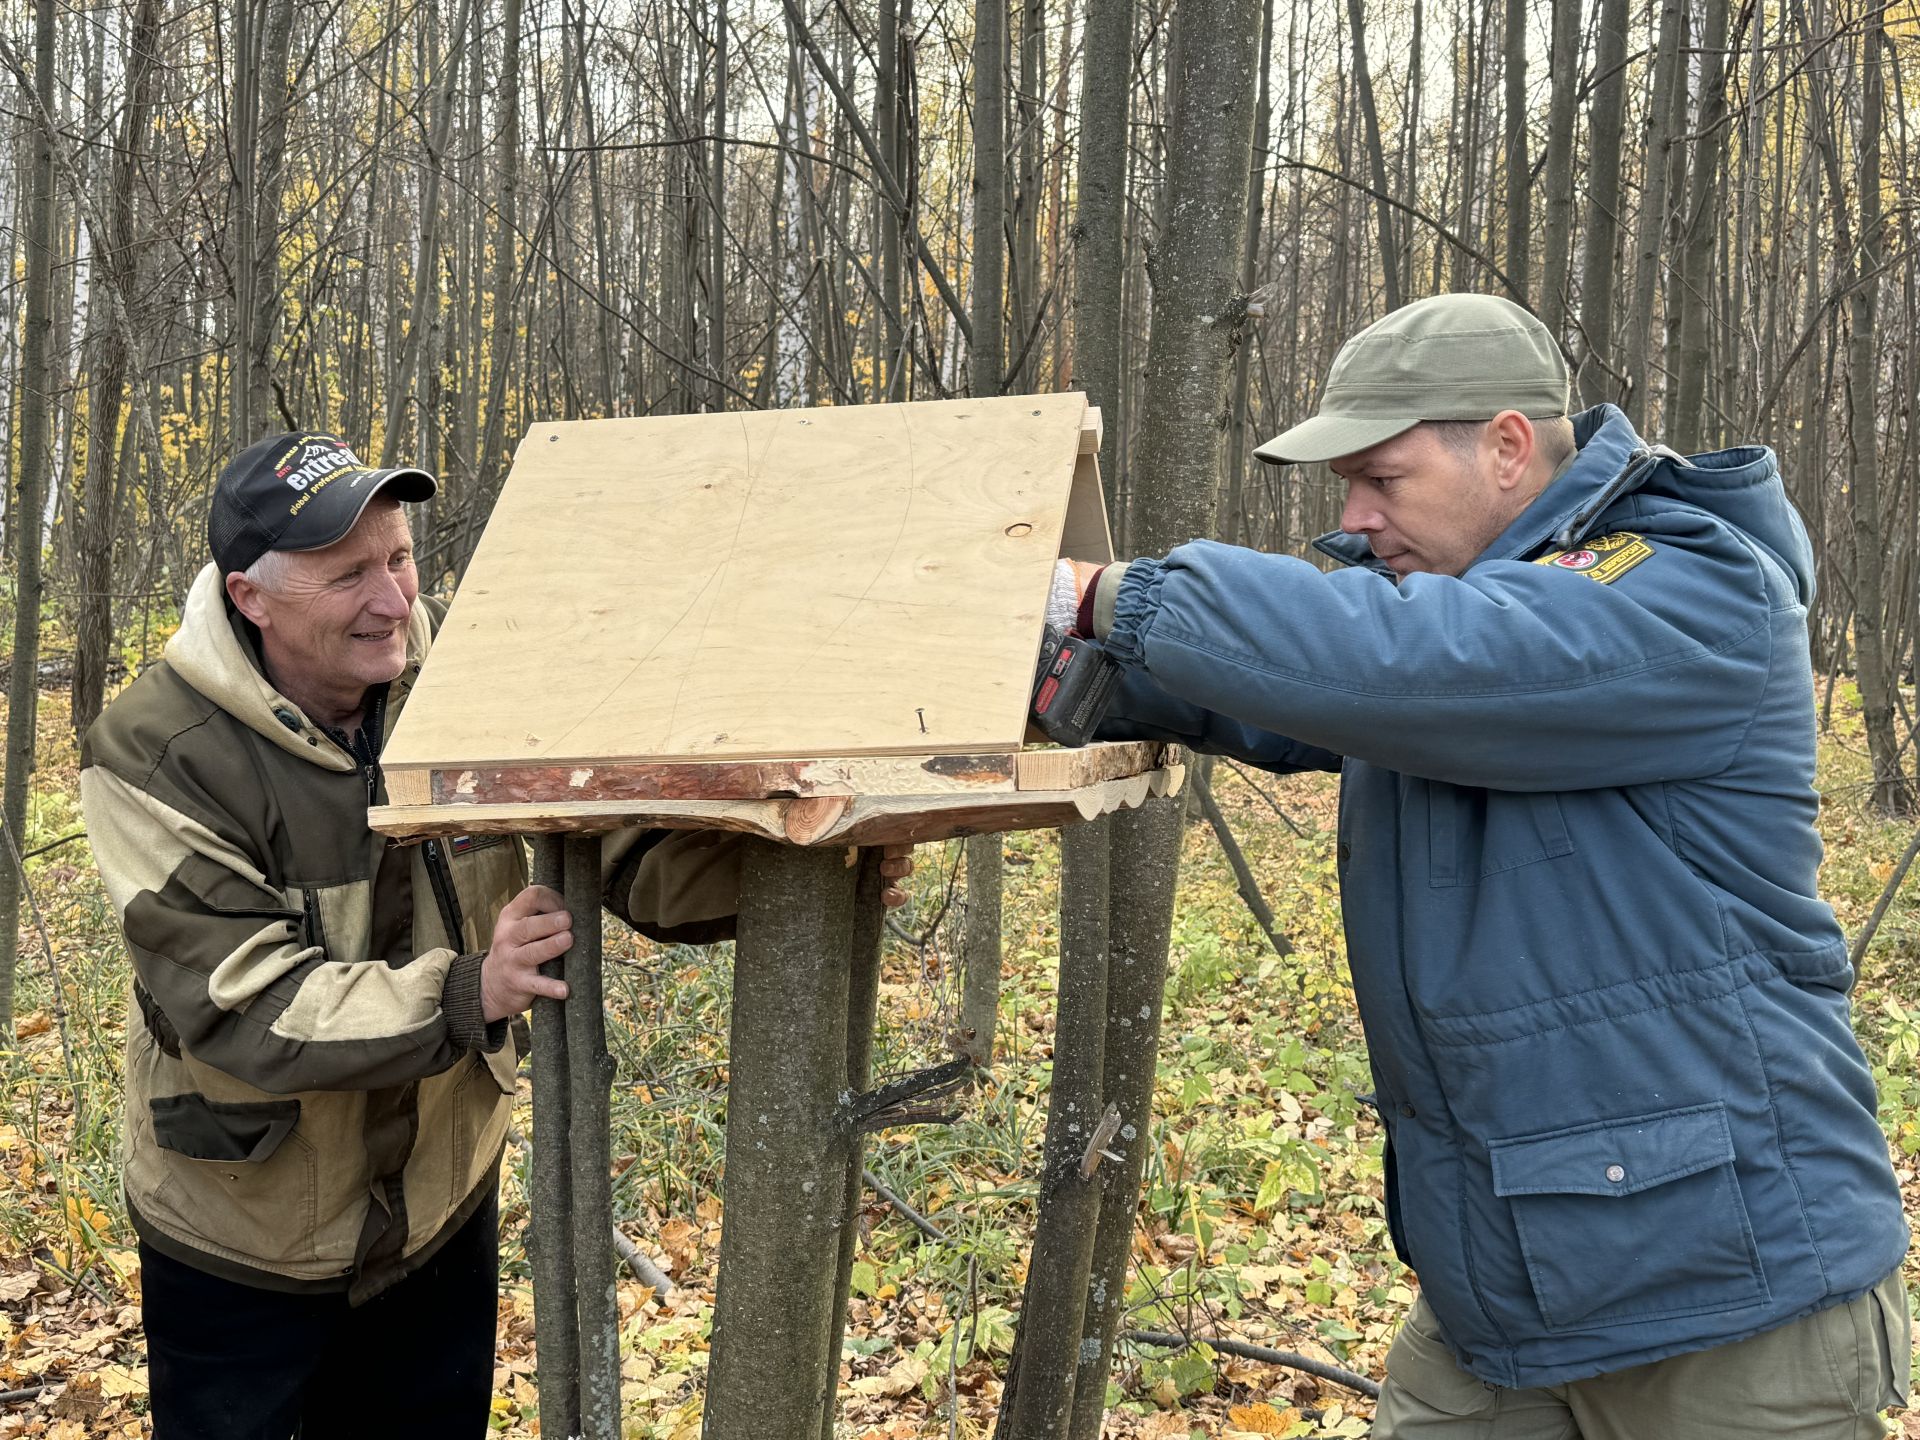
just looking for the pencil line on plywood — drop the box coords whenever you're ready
[774,407,918,693]
[659,413,767,748]
[543,560,725,757]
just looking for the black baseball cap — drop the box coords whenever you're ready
[208,432,438,577]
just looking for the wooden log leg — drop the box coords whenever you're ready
[1066,797,1185,1440]
[563,835,620,1439]
[528,835,582,1440]
[822,850,888,1440]
[995,815,1113,1440]
[704,841,859,1440]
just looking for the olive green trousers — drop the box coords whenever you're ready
[1373,1271,1913,1439]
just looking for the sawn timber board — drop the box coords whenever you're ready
[380,394,1105,792]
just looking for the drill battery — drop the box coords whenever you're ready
[1029,624,1122,748]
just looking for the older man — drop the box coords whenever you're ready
[81,433,822,1437]
[1055,295,1910,1436]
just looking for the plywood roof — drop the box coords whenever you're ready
[381,394,1107,787]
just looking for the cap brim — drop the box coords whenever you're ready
[1253,413,1421,466]
[280,467,439,553]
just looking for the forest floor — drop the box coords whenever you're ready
[0,677,1914,1438]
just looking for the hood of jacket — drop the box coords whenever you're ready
[164,562,437,773]
[1312,404,1817,608]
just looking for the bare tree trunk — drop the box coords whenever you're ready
[1344,0,1401,312]
[1576,0,1630,405]
[1069,0,1262,1426]
[972,0,1007,393]
[1673,0,1732,452]
[704,842,860,1440]
[1501,0,1528,304]
[564,836,619,1437]
[1070,0,1130,510]
[1538,0,1581,340]
[71,0,162,742]
[1811,8,1909,813]
[821,853,886,1440]
[995,817,1111,1438]
[1622,0,1685,430]
[527,836,581,1439]
[382,0,476,464]
[1223,0,1273,543]
[0,0,60,1035]
[959,833,1003,1066]
[230,0,297,449]
[708,0,729,411]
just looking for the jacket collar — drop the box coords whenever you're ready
[1311,406,1671,573]
[164,562,434,771]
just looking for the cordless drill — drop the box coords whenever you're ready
[1029,624,1122,748]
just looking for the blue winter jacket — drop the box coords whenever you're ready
[1095,404,1910,1388]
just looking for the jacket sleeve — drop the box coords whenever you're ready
[81,762,494,1095]
[1097,667,1344,774]
[601,829,740,944]
[1100,515,1774,792]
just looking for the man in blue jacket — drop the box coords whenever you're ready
[1057,294,1911,1435]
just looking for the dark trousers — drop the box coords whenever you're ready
[141,1192,499,1440]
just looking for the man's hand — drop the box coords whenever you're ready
[879,844,915,907]
[481,884,572,1021]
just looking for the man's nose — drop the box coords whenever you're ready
[366,568,411,618]
[1340,489,1381,534]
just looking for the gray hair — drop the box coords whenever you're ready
[240,546,297,592]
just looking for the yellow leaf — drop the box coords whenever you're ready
[95,1364,147,1399]
[849,1355,928,1398]
[1229,1402,1301,1434]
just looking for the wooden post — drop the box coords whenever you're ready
[822,850,887,1440]
[704,841,860,1440]
[996,815,1113,1438]
[527,835,581,1439]
[563,836,620,1438]
[1067,798,1185,1440]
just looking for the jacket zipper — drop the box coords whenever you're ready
[422,839,466,951]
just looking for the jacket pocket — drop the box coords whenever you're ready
[1427,784,1573,887]
[150,1093,301,1163]
[1489,1102,1767,1330]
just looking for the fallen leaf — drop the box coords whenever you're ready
[14,1014,51,1041]
[658,1218,699,1273]
[50,1373,103,1422]
[0,1274,37,1304]
[850,1355,929,1398]
[94,1365,146,1399]
[1228,1402,1301,1434]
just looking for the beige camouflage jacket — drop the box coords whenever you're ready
[81,564,739,1301]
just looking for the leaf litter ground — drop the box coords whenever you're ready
[0,683,1913,1437]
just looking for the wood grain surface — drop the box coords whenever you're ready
[382,393,1099,773]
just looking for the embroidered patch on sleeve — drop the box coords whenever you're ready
[1532,531,1655,584]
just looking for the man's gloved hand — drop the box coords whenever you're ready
[1047,559,1106,632]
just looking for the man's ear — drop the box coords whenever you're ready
[1486,410,1538,492]
[225,570,271,628]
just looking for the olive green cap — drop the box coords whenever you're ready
[1254,293,1570,465]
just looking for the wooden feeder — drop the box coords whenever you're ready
[367,393,1184,1440]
